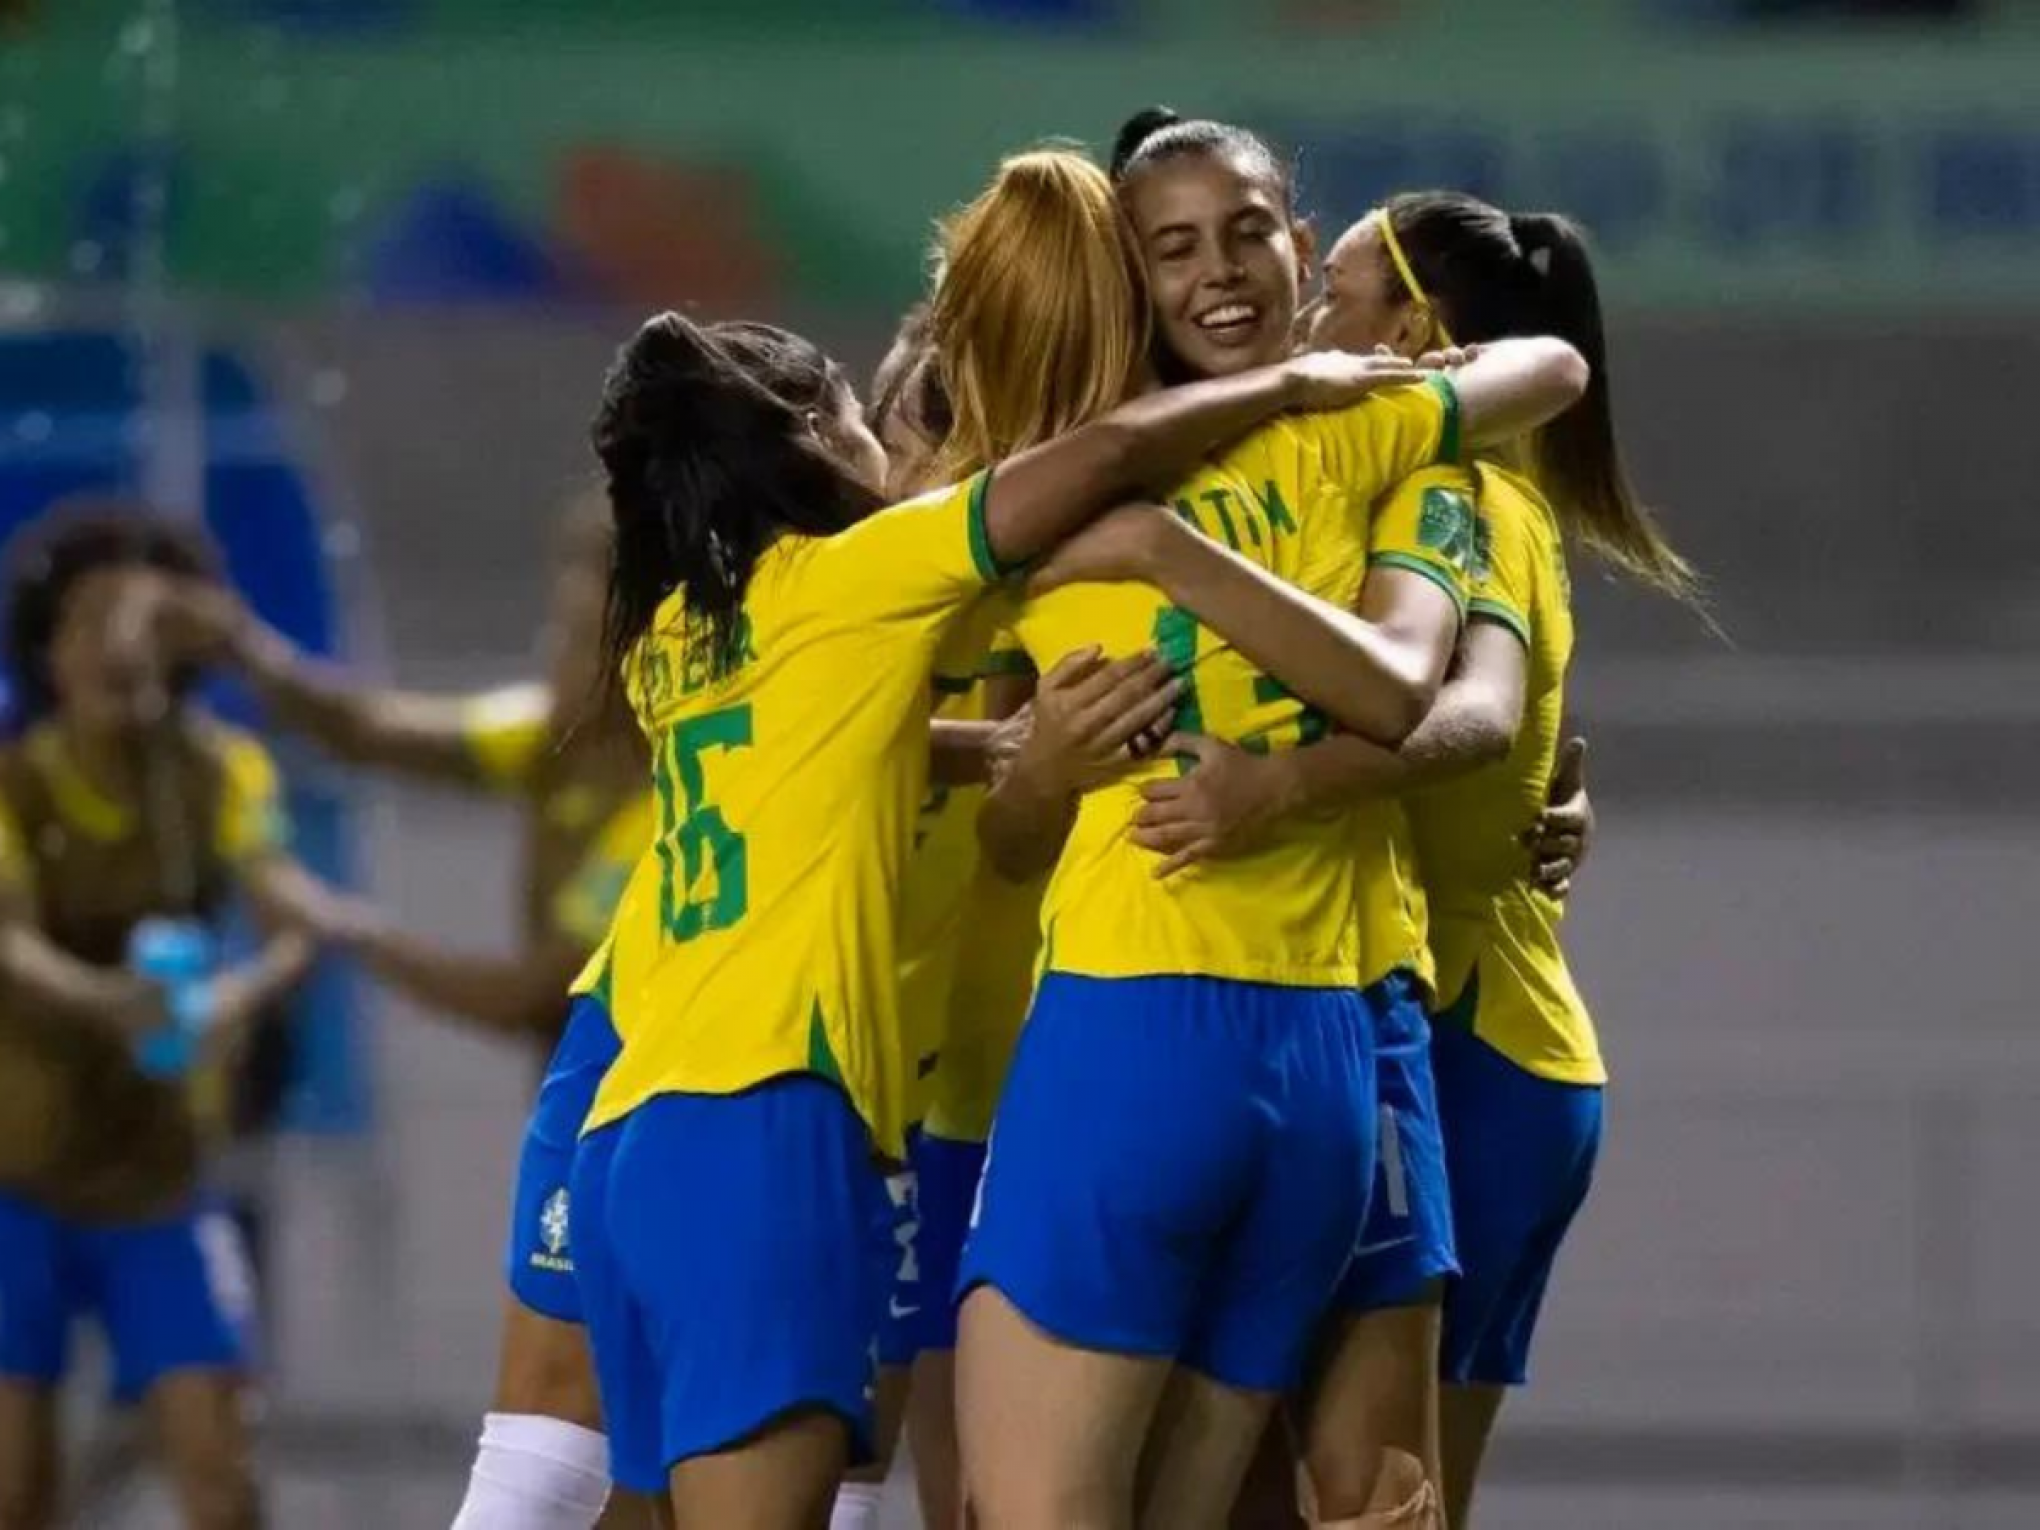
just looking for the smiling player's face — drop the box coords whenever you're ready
[1121,151,1304,382]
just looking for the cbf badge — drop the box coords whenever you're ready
[1417,486,1478,577]
[532,1187,574,1273]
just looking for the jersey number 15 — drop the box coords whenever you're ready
[653,704,752,942]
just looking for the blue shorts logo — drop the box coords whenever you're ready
[531,1187,573,1274]
[885,1169,921,1320]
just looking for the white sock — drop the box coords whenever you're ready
[829,1481,887,1530]
[450,1412,610,1530]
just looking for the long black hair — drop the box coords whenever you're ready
[5,503,219,725]
[591,313,877,700]
[1108,105,1297,214]
[1378,192,1700,605]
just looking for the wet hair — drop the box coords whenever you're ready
[930,148,1146,479]
[1379,191,1700,604]
[591,313,877,694]
[1108,105,1296,214]
[867,302,953,448]
[5,503,219,724]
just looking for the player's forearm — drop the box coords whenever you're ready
[229,618,485,784]
[1147,537,1437,747]
[1089,363,1306,498]
[207,931,315,1048]
[929,719,999,788]
[976,765,1075,883]
[983,363,1304,568]
[1454,338,1589,450]
[350,922,571,1038]
[0,924,145,1043]
[1279,692,1514,817]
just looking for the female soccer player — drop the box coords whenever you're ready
[1102,109,1468,1526]
[1077,111,1611,1528]
[947,145,1587,1530]
[565,175,1429,1526]
[146,499,654,1528]
[835,307,1013,1530]
[0,508,315,1530]
[866,312,1165,1530]
[1146,192,1698,1529]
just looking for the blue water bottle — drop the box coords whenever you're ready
[127,917,217,1079]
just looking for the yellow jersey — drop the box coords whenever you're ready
[584,474,1001,1156]
[0,718,291,1141]
[892,605,1013,1126]
[1349,464,1495,994]
[551,790,657,955]
[460,681,651,1051]
[1407,463,1604,1084]
[1011,379,1472,990]
[0,720,288,928]
[914,624,1044,1146]
[460,683,621,874]
[461,684,553,790]
[924,853,1044,1144]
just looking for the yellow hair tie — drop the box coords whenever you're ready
[1372,209,1456,351]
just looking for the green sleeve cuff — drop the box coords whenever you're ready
[1468,596,1531,647]
[1370,550,1470,618]
[966,470,1006,583]
[1427,372,1462,465]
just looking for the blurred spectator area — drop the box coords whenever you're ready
[0,321,371,1132]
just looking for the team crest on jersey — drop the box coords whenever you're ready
[530,1187,574,1273]
[1417,487,1478,575]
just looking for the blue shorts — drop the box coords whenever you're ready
[873,1130,923,1370]
[959,973,1374,1393]
[503,994,622,1324]
[0,1192,255,1402]
[571,1077,891,1493]
[908,1130,988,1354]
[1337,971,1460,1313]
[1432,977,1603,1386]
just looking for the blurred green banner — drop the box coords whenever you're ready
[1,19,2035,310]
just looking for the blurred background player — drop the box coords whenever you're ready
[144,498,652,1527]
[0,508,316,1530]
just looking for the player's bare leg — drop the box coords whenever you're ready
[1295,1298,1443,1521]
[0,1383,59,1530]
[1437,1383,1506,1530]
[957,1288,1170,1530]
[1135,1367,1279,1530]
[145,1369,260,1530]
[906,1348,963,1529]
[666,1407,846,1530]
